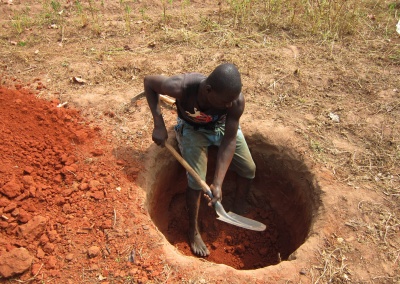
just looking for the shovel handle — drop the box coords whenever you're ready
[165,143,213,198]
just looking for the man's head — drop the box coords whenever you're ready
[205,63,242,108]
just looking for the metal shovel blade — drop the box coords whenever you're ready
[214,202,266,231]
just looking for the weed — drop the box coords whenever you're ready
[227,0,252,29]
[180,0,190,23]
[161,0,174,26]
[39,0,66,41]
[75,0,89,28]
[88,0,102,35]
[139,7,147,19]
[310,139,324,153]
[200,16,220,32]
[11,8,32,34]
[124,4,132,33]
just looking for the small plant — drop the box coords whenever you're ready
[180,0,190,22]
[310,139,324,153]
[227,0,252,29]
[200,15,219,32]
[139,7,146,19]
[124,4,132,33]
[11,8,32,34]
[54,1,66,41]
[161,0,173,26]
[50,0,61,13]
[75,0,88,28]
[88,0,102,35]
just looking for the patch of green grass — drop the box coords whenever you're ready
[139,7,147,19]
[310,139,324,153]
[227,0,252,29]
[124,4,132,34]
[161,0,174,26]
[11,8,32,34]
[75,0,89,28]
[88,0,105,36]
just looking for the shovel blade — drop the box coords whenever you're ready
[226,212,266,231]
[214,202,266,232]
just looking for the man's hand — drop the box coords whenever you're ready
[152,125,168,146]
[206,184,222,207]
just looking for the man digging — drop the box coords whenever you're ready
[144,63,256,257]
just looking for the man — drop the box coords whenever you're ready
[144,63,256,257]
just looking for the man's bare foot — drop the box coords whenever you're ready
[189,231,210,257]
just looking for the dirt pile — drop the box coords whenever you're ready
[0,84,164,283]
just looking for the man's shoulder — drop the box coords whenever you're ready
[166,73,204,94]
[183,73,206,86]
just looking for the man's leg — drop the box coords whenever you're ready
[175,121,210,257]
[229,127,256,214]
[186,187,210,257]
[233,175,252,214]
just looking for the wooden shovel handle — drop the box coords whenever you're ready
[165,144,212,196]
[131,92,175,105]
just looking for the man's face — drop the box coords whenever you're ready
[207,90,238,110]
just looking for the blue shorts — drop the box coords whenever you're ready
[174,118,256,190]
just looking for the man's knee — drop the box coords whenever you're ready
[241,161,256,179]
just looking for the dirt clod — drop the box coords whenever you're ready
[0,248,33,278]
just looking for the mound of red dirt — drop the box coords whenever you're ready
[0,84,162,282]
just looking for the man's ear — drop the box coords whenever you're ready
[205,84,212,94]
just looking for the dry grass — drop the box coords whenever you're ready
[310,199,400,283]
[3,0,398,46]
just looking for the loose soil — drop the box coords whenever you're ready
[1,0,400,283]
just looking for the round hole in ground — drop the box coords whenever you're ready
[142,132,322,270]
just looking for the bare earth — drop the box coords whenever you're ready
[0,0,399,283]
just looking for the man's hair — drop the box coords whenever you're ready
[206,63,242,99]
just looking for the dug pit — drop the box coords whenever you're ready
[140,127,322,270]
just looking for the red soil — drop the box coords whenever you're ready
[0,84,162,282]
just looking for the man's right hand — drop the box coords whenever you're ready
[207,184,222,207]
[152,125,168,146]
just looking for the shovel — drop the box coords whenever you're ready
[165,143,266,232]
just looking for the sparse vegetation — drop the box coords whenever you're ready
[11,7,32,34]
[74,0,89,28]
[5,0,398,45]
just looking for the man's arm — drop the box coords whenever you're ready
[143,75,183,146]
[209,94,245,204]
